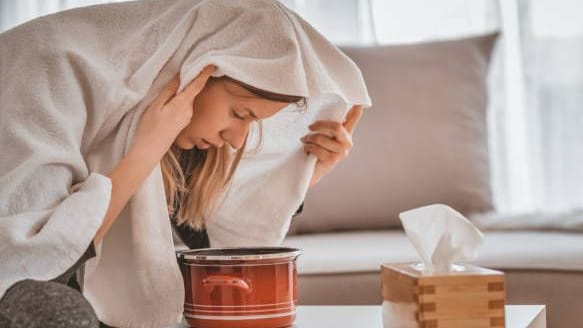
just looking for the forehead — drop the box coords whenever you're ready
[214,78,290,118]
[220,79,257,98]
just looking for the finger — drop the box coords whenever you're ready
[301,133,347,154]
[151,75,180,110]
[343,105,363,134]
[304,143,335,162]
[173,65,217,104]
[309,120,351,144]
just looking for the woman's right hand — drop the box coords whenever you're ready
[95,66,216,244]
[130,65,217,158]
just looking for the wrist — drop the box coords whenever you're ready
[127,143,166,167]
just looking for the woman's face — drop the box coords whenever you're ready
[175,79,289,150]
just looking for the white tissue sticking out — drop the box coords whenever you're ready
[399,204,484,273]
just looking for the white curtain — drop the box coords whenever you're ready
[2,0,582,216]
[514,0,583,213]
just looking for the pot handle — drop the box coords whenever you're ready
[203,275,251,294]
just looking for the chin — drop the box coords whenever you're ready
[174,138,195,150]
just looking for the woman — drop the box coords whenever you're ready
[0,0,370,327]
[0,66,360,328]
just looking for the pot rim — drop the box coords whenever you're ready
[178,247,302,261]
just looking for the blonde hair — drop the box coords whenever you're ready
[161,77,305,229]
[161,144,244,229]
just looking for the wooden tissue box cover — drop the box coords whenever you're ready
[381,263,505,328]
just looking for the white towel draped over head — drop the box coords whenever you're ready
[0,0,371,327]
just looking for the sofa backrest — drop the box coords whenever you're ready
[289,33,499,234]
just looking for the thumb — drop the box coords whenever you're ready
[343,105,363,134]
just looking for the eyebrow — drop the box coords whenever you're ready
[244,107,258,119]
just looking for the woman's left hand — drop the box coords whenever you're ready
[302,105,363,187]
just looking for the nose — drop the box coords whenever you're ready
[221,123,250,150]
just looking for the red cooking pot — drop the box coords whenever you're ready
[177,247,302,328]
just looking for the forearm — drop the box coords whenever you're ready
[94,148,162,245]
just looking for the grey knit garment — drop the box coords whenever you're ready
[0,280,98,328]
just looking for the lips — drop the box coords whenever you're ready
[195,138,223,149]
[204,139,215,146]
[196,139,211,149]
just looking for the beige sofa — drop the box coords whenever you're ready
[282,34,583,328]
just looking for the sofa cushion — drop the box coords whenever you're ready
[282,230,583,274]
[289,33,498,233]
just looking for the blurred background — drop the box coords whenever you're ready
[1,0,582,216]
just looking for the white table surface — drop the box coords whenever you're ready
[292,305,546,328]
[169,304,546,328]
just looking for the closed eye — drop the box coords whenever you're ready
[231,109,246,120]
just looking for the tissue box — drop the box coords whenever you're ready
[381,263,505,327]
